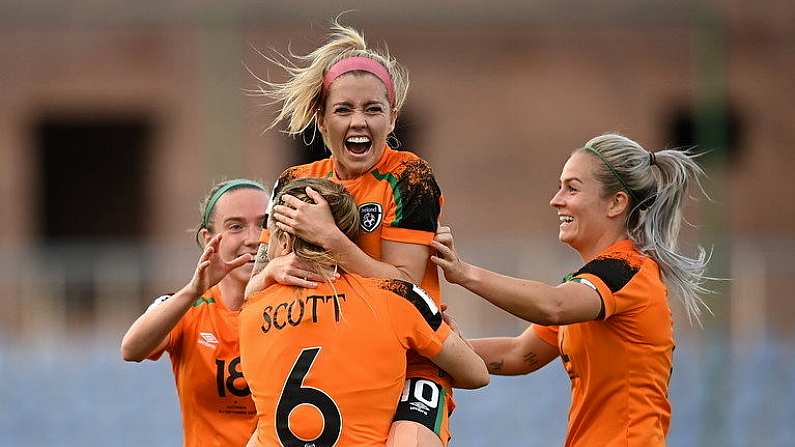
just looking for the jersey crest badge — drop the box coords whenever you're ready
[359,202,383,233]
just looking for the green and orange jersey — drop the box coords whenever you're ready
[148,286,257,447]
[239,274,452,447]
[534,239,674,447]
[259,146,448,385]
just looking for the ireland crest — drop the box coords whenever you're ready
[359,202,383,233]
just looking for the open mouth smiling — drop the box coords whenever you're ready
[559,215,574,226]
[345,136,372,155]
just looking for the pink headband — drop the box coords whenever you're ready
[322,56,396,106]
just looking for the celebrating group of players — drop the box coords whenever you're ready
[121,17,711,447]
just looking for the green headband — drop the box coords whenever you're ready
[583,144,640,204]
[201,179,266,229]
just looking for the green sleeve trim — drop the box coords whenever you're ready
[371,169,404,225]
[191,296,216,307]
[433,385,447,434]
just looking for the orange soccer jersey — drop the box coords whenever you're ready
[148,286,257,447]
[534,239,674,447]
[239,274,452,447]
[260,146,447,384]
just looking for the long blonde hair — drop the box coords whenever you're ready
[252,16,409,136]
[581,133,711,324]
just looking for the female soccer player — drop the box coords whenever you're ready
[432,133,711,446]
[239,177,488,447]
[248,18,454,447]
[121,179,268,446]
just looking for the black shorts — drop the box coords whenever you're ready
[393,378,449,439]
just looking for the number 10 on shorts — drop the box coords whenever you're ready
[394,378,446,435]
[399,379,440,409]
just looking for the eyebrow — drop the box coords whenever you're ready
[222,215,267,224]
[561,177,584,185]
[332,99,387,107]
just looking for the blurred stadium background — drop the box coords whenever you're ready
[1,1,794,445]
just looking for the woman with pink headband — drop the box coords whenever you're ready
[246,18,456,447]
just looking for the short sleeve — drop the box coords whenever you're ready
[144,294,182,361]
[381,159,442,246]
[383,281,451,359]
[532,324,559,347]
[571,255,643,319]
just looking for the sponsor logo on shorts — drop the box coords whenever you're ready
[409,401,431,415]
[359,202,383,232]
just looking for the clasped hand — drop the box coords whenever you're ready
[431,225,469,286]
[271,186,340,249]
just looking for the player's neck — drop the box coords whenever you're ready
[217,278,246,311]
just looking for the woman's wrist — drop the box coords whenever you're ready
[260,262,278,288]
[179,282,205,300]
[245,269,272,299]
[321,227,348,253]
[457,262,478,289]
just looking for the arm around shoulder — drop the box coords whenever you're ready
[386,280,488,389]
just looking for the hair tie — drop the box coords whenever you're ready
[649,151,656,166]
[584,144,640,205]
[201,179,266,229]
[323,56,395,106]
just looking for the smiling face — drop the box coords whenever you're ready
[549,151,621,257]
[317,72,396,180]
[202,188,268,285]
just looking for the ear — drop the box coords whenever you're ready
[275,232,294,257]
[316,108,328,136]
[199,228,212,247]
[607,191,630,218]
[387,109,398,135]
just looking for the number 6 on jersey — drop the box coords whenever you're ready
[276,347,342,447]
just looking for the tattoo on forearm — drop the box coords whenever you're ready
[252,243,269,276]
[523,352,538,368]
[488,359,504,373]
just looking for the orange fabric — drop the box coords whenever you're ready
[258,228,269,244]
[381,226,435,246]
[533,240,673,447]
[260,147,450,389]
[149,287,257,447]
[239,274,452,447]
[532,324,559,347]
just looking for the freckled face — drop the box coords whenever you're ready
[204,188,268,284]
